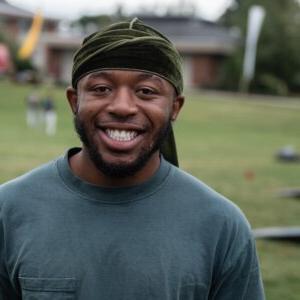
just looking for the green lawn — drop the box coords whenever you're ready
[1,80,300,299]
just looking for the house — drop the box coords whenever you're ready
[0,0,58,39]
[0,0,33,38]
[138,16,238,88]
[1,1,238,89]
[0,0,60,78]
[42,15,238,88]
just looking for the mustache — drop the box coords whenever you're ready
[97,114,141,123]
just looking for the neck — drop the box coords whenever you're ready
[69,148,161,187]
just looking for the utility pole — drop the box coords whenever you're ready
[240,5,266,93]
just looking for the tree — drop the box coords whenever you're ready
[219,0,300,95]
[0,29,34,74]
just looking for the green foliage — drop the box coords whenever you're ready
[0,28,34,72]
[1,81,300,298]
[257,73,289,96]
[71,13,126,33]
[219,0,300,95]
[0,30,6,43]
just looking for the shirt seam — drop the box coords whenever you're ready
[55,159,174,205]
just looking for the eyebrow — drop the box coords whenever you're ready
[87,71,111,81]
[87,70,165,87]
[136,73,164,87]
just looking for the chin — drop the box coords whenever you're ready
[95,159,147,178]
[87,148,154,178]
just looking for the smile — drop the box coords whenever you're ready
[105,129,138,142]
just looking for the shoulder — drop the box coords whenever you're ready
[170,166,257,265]
[168,165,252,235]
[0,158,59,210]
[171,166,247,215]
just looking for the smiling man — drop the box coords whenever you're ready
[67,69,182,186]
[0,18,264,299]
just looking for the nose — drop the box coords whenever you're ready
[106,87,138,117]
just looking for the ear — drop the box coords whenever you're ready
[66,86,78,115]
[171,95,184,121]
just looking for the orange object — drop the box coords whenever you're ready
[18,10,43,60]
[244,170,255,181]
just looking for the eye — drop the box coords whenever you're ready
[136,87,157,97]
[90,85,111,94]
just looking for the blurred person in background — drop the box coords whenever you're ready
[0,18,265,299]
[25,89,41,128]
[42,93,57,136]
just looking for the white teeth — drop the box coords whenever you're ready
[105,129,138,141]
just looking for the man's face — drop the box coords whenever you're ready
[67,70,184,178]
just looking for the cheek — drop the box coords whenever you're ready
[142,101,173,125]
[148,112,169,133]
[77,101,103,119]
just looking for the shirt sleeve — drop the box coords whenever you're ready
[209,237,265,300]
[0,201,19,300]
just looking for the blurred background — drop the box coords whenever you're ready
[1,0,300,299]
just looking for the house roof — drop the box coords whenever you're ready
[0,0,59,22]
[40,33,82,49]
[138,15,238,55]
[0,0,33,19]
[39,15,239,59]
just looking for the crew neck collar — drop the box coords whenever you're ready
[56,148,172,204]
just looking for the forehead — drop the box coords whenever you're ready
[78,69,174,90]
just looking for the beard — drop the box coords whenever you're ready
[74,115,171,178]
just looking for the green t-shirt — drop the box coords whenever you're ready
[0,148,264,299]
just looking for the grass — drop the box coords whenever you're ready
[1,80,300,299]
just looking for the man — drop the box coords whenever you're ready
[0,18,265,299]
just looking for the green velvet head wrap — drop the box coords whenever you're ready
[72,18,183,166]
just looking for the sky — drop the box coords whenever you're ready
[9,0,234,21]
